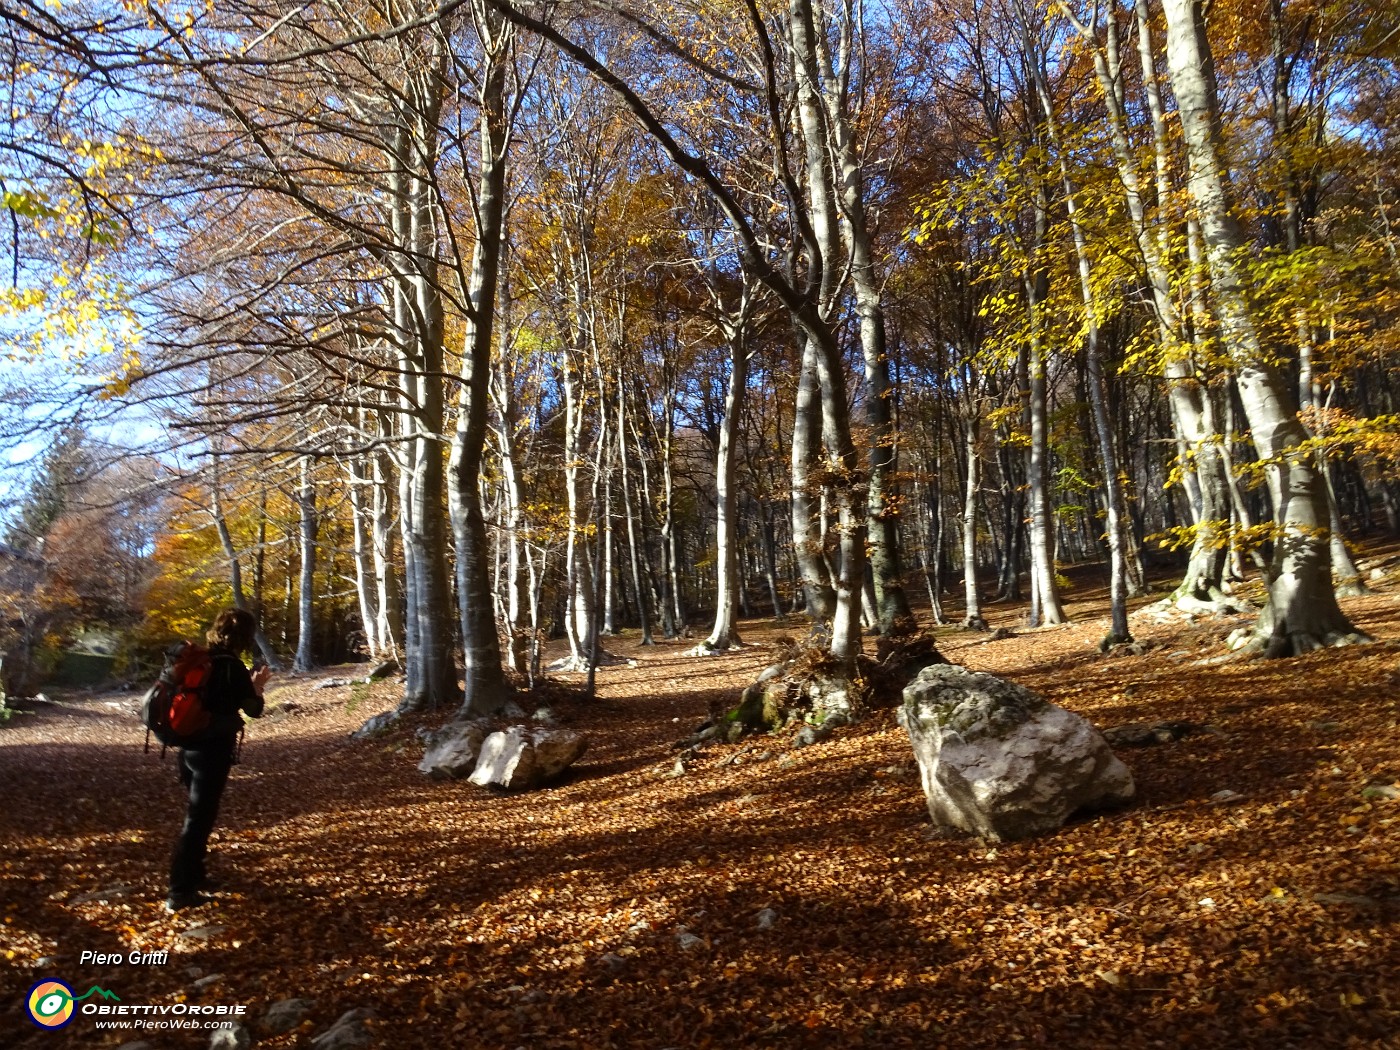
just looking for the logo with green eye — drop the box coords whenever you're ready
[26,979,120,1029]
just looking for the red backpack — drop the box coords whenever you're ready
[141,642,214,751]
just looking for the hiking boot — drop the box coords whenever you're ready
[164,892,210,914]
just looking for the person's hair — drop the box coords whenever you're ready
[207,608,257,654]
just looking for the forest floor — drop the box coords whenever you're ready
[2,552,1399,1050]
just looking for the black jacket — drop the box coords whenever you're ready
[201,646,265,740]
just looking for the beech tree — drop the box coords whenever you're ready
[1161,0,1370,654]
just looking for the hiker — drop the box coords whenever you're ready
[167,608,270,913]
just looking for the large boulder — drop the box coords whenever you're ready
[418,721,489,779]
[468,726,588,789]
[899,665,1134,842]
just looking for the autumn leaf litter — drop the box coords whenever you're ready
[1,579,1397,1048]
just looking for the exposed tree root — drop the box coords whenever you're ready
[1258,626,1375,659]
[545,650,630,673]
[1166,587,1254,617]
[684,636,744,657]
[1097,632,1141,655]
[1229,618,1376,658]
[1334,575,1371,599]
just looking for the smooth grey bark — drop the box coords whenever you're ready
[381,40,460,712]
[490,329,527,671]
[1025,185,1067,627]
[960,414,986,630]
[789,334,834,621]
[617,365,655,645]
[1116,0,1237,608]
[293,455,317,673]
[562,347,596,666]
[347,452,383,660]
[700,307,751,652]
[447,4,513,719]
[810,0,912,632]
[789,0,864,657]
[1162,0,1369,654]
[1022,6,1129,640]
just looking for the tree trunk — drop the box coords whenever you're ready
[960,414,986,630]
[809,0,911,633]
[702,316,750,652]
[448,10,512,718]
[1022,17,1129,642]
[294,455,318,673]
[1162,0,1368,654]
[347,452,382,661]
[789,333,834,622]
[1026,259,1067,627]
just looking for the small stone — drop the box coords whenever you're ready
[757,663,787,684]
[597,952,626,971]
[755,908,778,930]
[192,973,224,990]
[209,1024,252,1050]
[792,723,833,748]
[676,932,705,951]
[350,711,397,740]
[1370,567,1385,581]
[1361,784,1400,801]
[1209,789,1246,804]
[264,997,317,1035]
[531,706,558,725]
[72,884,136,904]
[310,1009,376,1049]
[178,925,228,942]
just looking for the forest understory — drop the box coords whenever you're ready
[2,555,1398,1050]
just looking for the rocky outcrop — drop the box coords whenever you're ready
[899,665,1134,842]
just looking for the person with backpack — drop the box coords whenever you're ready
[166,608,270,913]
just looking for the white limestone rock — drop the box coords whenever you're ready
[468,726,588,789]
[209,1024,252,1050]
[899,664,1134,842]
[417,721,489,779]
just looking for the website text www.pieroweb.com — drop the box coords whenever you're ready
[25,977,247,1034]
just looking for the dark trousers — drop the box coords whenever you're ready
[169,744,234,896]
